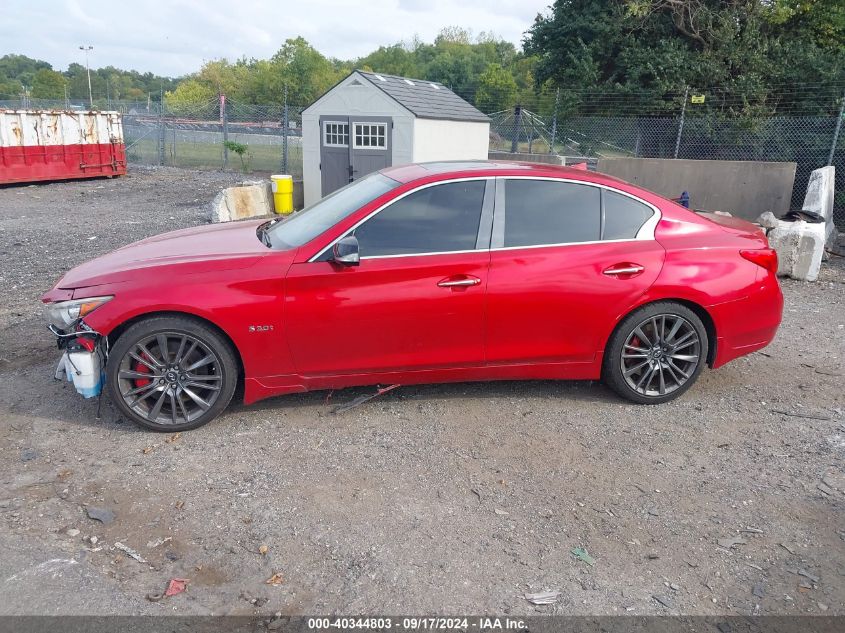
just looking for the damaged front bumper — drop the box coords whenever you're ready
[49,323,107,399]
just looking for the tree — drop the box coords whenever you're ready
[475,63,518,112]
[164,78,217,112]
[0,54,50,88]
[524,0,845,117]
[357,44,419,77]
[31,68,67,99]
[0,74,23,99]
[271,37,343,104]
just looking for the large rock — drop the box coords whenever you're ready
[210,181,273,223]
[801,166,837,255]
[767,220,826,281]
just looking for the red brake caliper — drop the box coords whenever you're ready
[133,352,153,388]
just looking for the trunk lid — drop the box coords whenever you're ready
[697,212,765,238]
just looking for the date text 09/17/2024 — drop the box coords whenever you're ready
[306,617,527,630]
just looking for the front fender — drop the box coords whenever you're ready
[72,259,294,380]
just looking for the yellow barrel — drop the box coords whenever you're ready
[271,174,294,214]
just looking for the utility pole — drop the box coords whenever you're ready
[674,86,689,159]
[828,87,845,166]
[549,87,560,154]
[79,45,93,108]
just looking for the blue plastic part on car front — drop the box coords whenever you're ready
[75,372,105,399]
[57,351,105,398]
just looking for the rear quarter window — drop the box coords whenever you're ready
[602,191,654,240]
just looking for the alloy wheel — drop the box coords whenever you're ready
[620,314,701,397]
[116,332,223,426]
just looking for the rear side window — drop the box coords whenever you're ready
[603,190,654,240]
[503,180,601,247]
[354,180,486,257]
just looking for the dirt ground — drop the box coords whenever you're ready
[0,166,843,616]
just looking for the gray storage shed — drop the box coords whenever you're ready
[301,70,490,207]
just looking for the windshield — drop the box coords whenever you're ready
[266,173,400,250]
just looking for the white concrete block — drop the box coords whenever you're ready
[757,211,779,230]
[210,181,273,223]
[767,219,826,282]
[801,166,837,254]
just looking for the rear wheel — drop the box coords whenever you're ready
[602,302,708,404]
[107,316,238,431]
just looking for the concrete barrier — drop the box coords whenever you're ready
[488,152,564,165]
[801,166,838,254]
[210,181,274,223]
[597,158,797,221]
[210,178,304,223]
[767,220,826,282]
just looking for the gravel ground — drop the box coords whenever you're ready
[0,166,843,616]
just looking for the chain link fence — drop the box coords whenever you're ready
[0,97,305,177]
[490,110,845,228]
[2,96,842,227]
[121,99,304,177]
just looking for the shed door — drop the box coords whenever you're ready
[320,116,351,198]
[350,117,392,182]
[319,116,392,198]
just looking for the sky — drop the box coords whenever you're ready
[2,0,552,77]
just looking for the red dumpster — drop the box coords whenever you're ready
[0,109,126,185]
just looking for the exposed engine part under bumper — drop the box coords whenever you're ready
[55,350,104,398]
[49,324,107,399]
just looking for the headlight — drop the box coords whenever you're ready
[45,296,113,330]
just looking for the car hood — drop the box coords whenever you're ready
[55,219,270,289]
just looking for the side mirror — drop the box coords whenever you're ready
[332,235,360,266]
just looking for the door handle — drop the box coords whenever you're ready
[603,264,645,277]
[437,276,481,288]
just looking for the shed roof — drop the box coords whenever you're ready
[356,71,490,124]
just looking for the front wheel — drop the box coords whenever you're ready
[107,316,238,431]
[602,302,708,405]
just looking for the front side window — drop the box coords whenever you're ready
[267,173,399,250]
[353,180,486,257]
[602,190,654,240]
[503,179,601,248]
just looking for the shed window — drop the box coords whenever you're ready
[323,121,349,147]
[353,123,387,149]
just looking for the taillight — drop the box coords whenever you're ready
[740,248,778,274]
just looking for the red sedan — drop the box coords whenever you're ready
[42,161,783,431]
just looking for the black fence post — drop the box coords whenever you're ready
[674,86,689,159]
[549,88,560,154]
[282,85,289,174]
[221,94,229,170]
[157,88,165,166]
[511,105,522,153]
[828,88,845,166]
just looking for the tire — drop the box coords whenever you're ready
[602,302,708,405]
[107,316,238,431]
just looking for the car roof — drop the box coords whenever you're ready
[380,160,636,190]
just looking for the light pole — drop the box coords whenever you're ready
[79,45,93,108]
